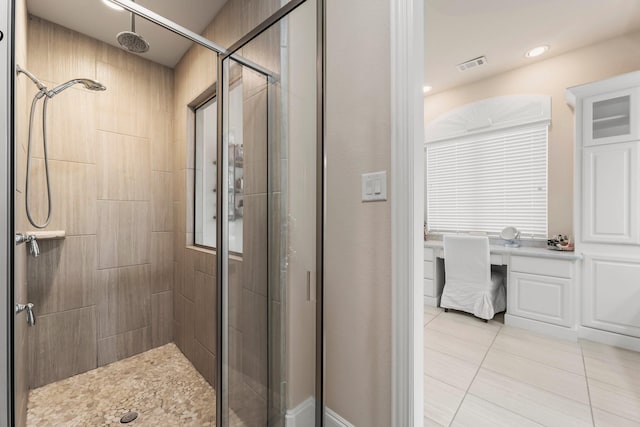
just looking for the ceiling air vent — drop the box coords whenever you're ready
[456,56,488,72]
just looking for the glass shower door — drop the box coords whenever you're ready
[219,0,320,425]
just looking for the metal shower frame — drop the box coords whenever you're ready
[90,1,326,426]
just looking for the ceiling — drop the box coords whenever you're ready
[27,0,640,84]
[27,0,228,68]
[425,0,640,95]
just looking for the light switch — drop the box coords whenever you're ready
[362,171,387,202]
[366,180,373,195]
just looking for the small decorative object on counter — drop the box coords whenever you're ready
[500,226,521,248]
[547,234,574,251]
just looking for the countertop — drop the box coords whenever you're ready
[424,240,582,261]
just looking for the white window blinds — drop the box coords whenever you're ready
[426,125,548,238]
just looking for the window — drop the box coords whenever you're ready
[193,83,244,252]
[426,125,548,239]
[194,97,217,248]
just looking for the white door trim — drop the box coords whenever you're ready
[390,0,424,425]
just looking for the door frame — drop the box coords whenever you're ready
[390,0,424,425]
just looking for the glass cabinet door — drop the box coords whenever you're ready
[583,88,640,146]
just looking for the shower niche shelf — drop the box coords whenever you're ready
[24,230,66,240]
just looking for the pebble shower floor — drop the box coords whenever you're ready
[26,343,245,426]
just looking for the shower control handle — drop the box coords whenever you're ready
[15,303,36,326]
[15,233,40,257]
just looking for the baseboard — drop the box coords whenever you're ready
[423,294,441,307]
[578,326,640,352]
[285,397,315,427]
[505,314,578,342]
[325,407,355,427]
[285,398,354,427]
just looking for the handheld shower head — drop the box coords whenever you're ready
[48,79,106,97]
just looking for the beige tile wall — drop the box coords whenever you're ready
[24,16,174,389]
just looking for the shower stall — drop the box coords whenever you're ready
[0,0,323,425]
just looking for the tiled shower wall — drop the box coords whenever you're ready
[172,0,281,424]
[24,17,174,389]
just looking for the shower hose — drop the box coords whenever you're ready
[25,90,52,229]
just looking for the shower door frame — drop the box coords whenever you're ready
[1,0,14,426]
[216,1,325,425]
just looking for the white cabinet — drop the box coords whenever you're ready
[423,247,444,304]
[583,255,640,338]
[568,71,640,349]
[582,142,639,244]
[583,88,640,146]
[508,256,574,328]
[423,248,435,298]
[423,259,434,297]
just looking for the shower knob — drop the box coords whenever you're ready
[15,303,36,326]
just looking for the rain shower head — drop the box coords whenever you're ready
[117,30,150,53]
[117,2,150,54]
[48,79,106,97]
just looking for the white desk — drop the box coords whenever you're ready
[424,240,582,341]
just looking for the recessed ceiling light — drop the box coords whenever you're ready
[102,0,125,11]
[423,85,432,94]
[525,45,549,58]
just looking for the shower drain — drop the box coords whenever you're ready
[120,411,139,424]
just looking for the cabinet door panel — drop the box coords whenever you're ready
[424,278,435,297]
[424,260,434,279]
[583,143,638,244]
[583,255,640,337]
[509,272,572,327]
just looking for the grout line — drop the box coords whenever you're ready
[423,333,488,366]
[424,415,445,427]
[96,128,152,141]
[29,156,96,166]
[35,305,96,319]
[424,308,442,326]
[489,340,585,376]
[479,359,591,406]
[593,407,640,425]
[580,341,596,427]
[498,327,583,355]
[464,393,546,427]
[424,340,492,369]
[98,325,150,342]
[447,322,501,427]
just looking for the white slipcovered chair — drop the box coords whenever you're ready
[441,235,505,321]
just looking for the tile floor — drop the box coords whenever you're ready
[424,305,640,427]
[26,343,246,427]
